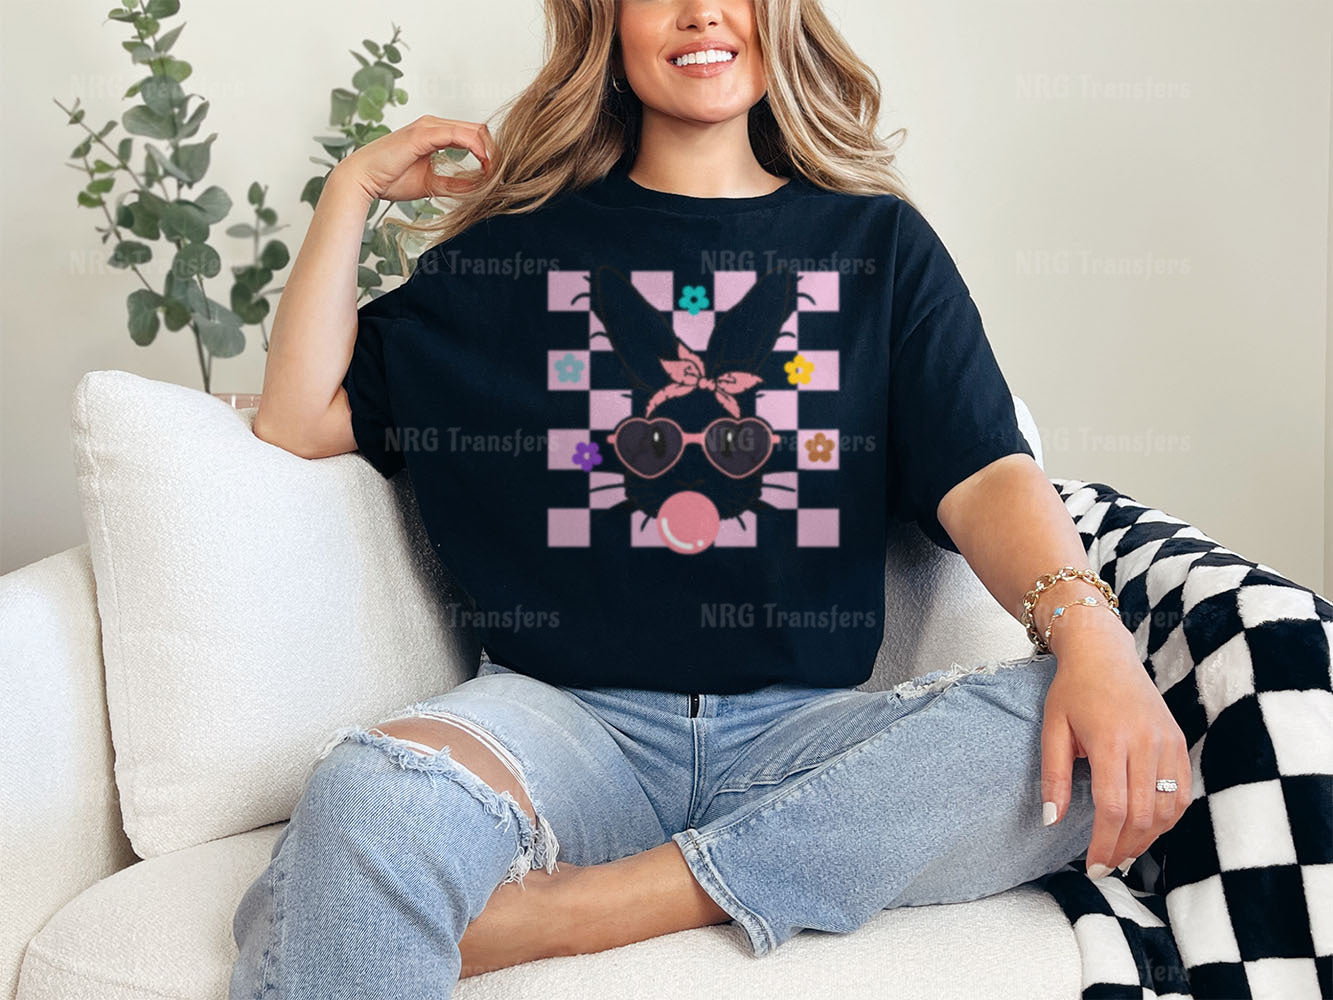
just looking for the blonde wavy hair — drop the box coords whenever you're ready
[385,0,917,261]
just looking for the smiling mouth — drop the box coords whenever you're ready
[667,49,738,69]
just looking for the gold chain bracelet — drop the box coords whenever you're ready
[1042,596,1122,649]
[1021,566,1121,653]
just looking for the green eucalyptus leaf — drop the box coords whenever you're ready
[147,145,191,183]
[115,204,134,227]
[196,315,245,358]
[116,136,133,162]
[127,288,162,345]
[106,8,136,22]
[109,240,152,267]
[123,105,174,139]
[86,177,115,194]
[384,44,401,64]
[392,88,407,104]
[256,207,277,226]
[177,99,208,139]
[93,159,117,173]
[70,137,92,159]
[162,298,191,330]
[96,119,117,138]
[230,283,270,324]
[77,191,104,208]
[357,265,382,289]
[145,0,179,15]
[247,181,263,207]
[351,64,394,95]
[233,263,270,293]
[348,49,368,69]
[173,242,221,280]
[122,41,155,63]
[174,132,216,184]
[194,184,231,223]
[155,23,184,51]
[227,222,256,238]
[163,58,191,82]
[259,240,289,270]
[132,14,159,36]
[159,200,209,242]
[329,88,357,125]
[125,201,162,239]
[362,39,382,57]
[356,91,384,123]
[140,76,185,117]
[300,175,325,209]
[138,189,169,215]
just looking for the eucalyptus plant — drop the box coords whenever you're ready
[55,1,445,392]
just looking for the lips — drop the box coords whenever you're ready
[665,40,740,61]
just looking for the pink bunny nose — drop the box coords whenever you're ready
[656,491,720,554]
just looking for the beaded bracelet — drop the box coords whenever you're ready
[1042,595,1122,649]
[1021,566,1121,653]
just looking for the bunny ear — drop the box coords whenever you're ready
[590,265,682,390]
[704,269,798,376]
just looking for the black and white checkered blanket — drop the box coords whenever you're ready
[1029,478,1332,999]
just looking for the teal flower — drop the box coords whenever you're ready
[678,285,710,315]
[554,352,585,383]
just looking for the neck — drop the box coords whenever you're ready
[629,108,786,198]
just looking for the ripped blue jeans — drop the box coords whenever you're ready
[229,649,1096,999]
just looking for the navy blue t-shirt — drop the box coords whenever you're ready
[342,163,1032,694]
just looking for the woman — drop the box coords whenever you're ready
[231,0,1190,995]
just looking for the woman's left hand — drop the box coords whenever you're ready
[1039,617,1193,877]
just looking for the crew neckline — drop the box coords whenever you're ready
[589,163,808,215]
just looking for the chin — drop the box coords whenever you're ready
[664,97,756,124]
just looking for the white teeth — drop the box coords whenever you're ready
[672,49,735,67]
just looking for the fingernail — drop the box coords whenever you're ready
[1117,856,1135,875]
[1086,862,1114,879]
[1042,801,1058,826]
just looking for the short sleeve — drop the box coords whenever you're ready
[886,204,1033,554]
[341,249,441,479]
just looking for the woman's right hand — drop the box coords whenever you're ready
[335,115,497,203]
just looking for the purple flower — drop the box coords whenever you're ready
[572,440,603,471]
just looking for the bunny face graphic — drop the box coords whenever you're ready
[590,264,797,554]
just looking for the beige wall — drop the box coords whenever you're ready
[3,1,1332,594]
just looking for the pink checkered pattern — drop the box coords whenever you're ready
[545,270,842,549]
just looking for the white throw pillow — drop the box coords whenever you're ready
[864,394,1045,693]
[70,371,478,859]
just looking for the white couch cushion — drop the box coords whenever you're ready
[16,824,1081,1000]
[69,370,478,859]
[868,394,1045,693]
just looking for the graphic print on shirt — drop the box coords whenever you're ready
[545,265,843,554]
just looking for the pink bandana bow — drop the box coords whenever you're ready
[645,342,763,418]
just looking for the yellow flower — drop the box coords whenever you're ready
[784,353,814,385]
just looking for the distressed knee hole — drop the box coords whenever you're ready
[370,718,539,827]
[306,716,561,886]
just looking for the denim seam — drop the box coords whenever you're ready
[687,718,705,830]
[714,692,867,794]
[676,828,778,957]
[255,830,286,999]
[690,675,978,847]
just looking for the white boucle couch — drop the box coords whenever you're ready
[2,370,1084,1000]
